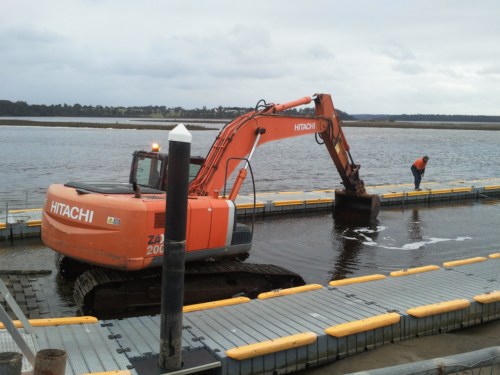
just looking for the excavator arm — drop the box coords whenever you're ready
[189,93,379,218]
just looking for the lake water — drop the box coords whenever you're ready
[1,121,500,207]
[1,122,500,316]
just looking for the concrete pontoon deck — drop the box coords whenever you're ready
[1,255,499,374]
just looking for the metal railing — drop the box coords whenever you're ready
[0,191,43,211]
[1,191,45,241]
[346,346,500,375]
[0,278,36,372]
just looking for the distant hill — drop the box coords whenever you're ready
[353,114,500,123]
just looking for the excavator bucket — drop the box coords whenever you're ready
[334,190,380,221]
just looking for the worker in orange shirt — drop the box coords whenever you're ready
[411,156,429,191]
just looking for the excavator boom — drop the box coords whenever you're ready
[189,93,378,218]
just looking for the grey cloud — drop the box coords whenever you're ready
[0,26,64,45]
[478,65,500,77]
[393,61,426,74]
[371,44,427,75]
[1,0,500,114]
[0,26,72,69]
[377,44,417,61]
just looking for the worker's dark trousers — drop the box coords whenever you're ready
[411,165,421,189]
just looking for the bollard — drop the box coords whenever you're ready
[34,349,67,375]
[0,352,23,375]
[158,124,192,371]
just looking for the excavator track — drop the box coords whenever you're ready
[73,261,305,319]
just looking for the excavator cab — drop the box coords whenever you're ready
[129,149,204,192]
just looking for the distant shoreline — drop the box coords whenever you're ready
[0,119,218,131]
[1,119,500,131]
[343,120,500,131]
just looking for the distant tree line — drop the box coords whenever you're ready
[0,100,353,120]
[7,99,497,122]
[352,113,500,123]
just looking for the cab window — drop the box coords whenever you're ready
[136,157,162,188]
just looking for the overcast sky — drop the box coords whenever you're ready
[1,1,499,115]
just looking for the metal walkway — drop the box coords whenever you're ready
[0,208,42,240]
[1,254,498,374]
[235,177,500,216]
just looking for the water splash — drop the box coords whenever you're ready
[367,236,472,250]
[354,226,387,234]
[342,226,472,250]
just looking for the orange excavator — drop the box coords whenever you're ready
[42,93,379,318]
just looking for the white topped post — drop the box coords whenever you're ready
[159,124,192,371]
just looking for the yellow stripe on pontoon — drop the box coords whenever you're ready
[258,284,322,299]
[325,313,400,337]
[0,316,97,329]
[329,274,386,286]
[390,265,440,277]
[443,257,487,267]
[407,299,470,317]
[183,297,250,312]
[226,332,317,360]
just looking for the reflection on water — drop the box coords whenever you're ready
[329,218,380,281]
[408,209,423,240]
[0,238,53,270]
